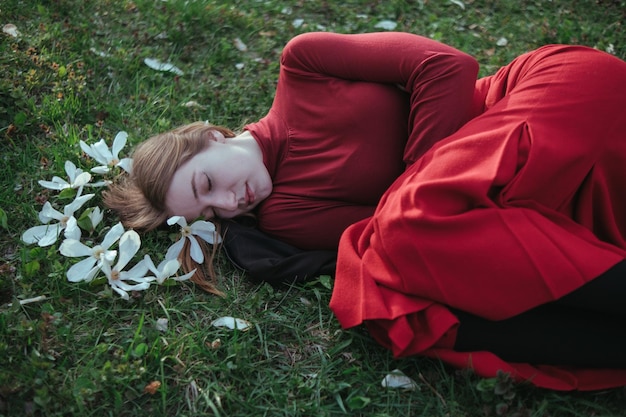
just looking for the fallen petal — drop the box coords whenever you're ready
[211,316,252,331]
[3,24,20,37]
[381,369,419,391]
[233,38,248,51]
[374,20,398,31]
[144,58,184,75]
[156,318,168,332]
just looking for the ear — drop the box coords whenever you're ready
[210,130,227,143]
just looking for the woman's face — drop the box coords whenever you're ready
[165,132,272,221]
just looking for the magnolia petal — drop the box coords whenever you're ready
[119,262,150,285]
[73,172,92,188]
[191,221,221,244]
[22,224,55,244]
[38,179,68,190]
[39,202,62,223]
[91,139,113,164]
[101,222,125,249]
[167,216,185,227]
[188,236,204,264]
[91,165,110,175]
[65,193,95,215]
[193,229,221,245]
[211,316,252,331]
[88,206,104,229]
[143,254,158,274]
[381,370,418,391]
[116,157,133,173]
[116,230,141,270]
[37,225,63,247]
[114,279,151,292]
[101,250,117,264]
[64,216,81,241]
[159,259,181,277]
[79,140,92,156]
[112,131,128,159]
[165,238,184,261]
[59,238,93,257]
[66,257,99,282]
[64,160,78,178]
[172,268,196,282]
[111,285,130,300]
[144,58,184,75]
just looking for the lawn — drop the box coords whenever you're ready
[1,0,625,416]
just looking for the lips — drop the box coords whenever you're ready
[245,183,255,206]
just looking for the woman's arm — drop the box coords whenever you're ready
[281,32,479,164]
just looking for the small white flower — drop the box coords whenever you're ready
[59,222,124,282]
[22,192,94,246]
[80,131,133,174]
[100,230,154,300]
[143,254,195,284]
[165,216,221,264]
[38,160,92,191]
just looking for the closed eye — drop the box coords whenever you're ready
[204,173,212,193]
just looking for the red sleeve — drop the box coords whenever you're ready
[281,32,479,164]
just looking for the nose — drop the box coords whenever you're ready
[210,190,238,212]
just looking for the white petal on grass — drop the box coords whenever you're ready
[233,38,247,51]
[144,58,184,75]
[156,318,169,332]
[112,131,128,159]
[165,238,185,261]
[211,316,252,331]
[117,231,141,271]
[116,158,133,173]
[3,24,20,37]
[144,255,194,284]
[449,0,465,9]
[381,369,419,391]
[22,224,59,245]
[188,235,204,263]
[374,20,397,30]
[292,18,304,28]
[190,221,222,244]
[39,202,62,223]
[63,216,81,241]
[88,207,104,229]
[496,37,508,46]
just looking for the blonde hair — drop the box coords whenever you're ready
[103,121,236,296]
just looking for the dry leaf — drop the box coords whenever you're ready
[144,380,161,395]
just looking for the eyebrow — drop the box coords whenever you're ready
[191,172,198,200]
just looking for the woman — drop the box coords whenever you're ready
[105,32,626,390]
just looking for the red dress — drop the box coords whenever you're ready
[330,44,626,390]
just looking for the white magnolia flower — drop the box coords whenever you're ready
[38,160,92,191]
[143,255,195,284]
[100,230,153,300]
[22,192,94,246]
[59,222,124,282]
[79,131,132,174]
[165,216,221,264]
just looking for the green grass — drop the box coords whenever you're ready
[1,0,626,415]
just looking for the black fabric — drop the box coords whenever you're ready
[219,218,337,285]
[453,260,626,368]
